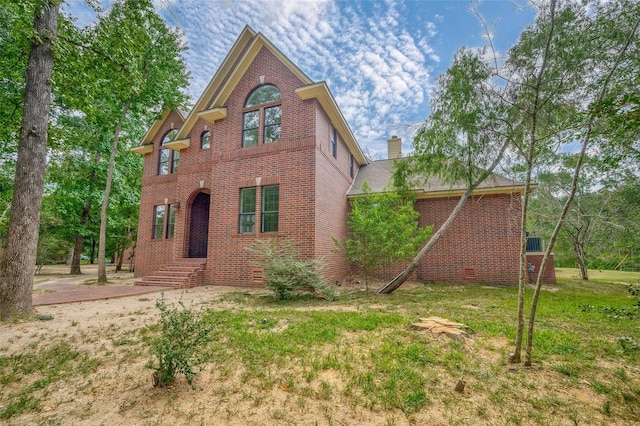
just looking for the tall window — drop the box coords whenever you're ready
[261,185,279,233]
[330,125,337,158]
[166,204,178,239]
[153,205,166,239]
[242,84,281,147]
[264,106,281,143]
[158,129,179,175]
[242,111,259,147]
[239,188,256,233]
[349,154,354,178]
[201,131,211,149]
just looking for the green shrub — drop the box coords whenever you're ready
[146,298,215,388]
[248,239,336,301]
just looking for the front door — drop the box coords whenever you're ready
[188,192,210,258]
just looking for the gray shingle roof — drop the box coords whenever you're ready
[347,158,525,197]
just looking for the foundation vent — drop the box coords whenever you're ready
[251,268,265,284]
[462,267,476,281]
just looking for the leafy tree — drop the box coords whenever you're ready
[337,182,431,290]
[81,0,189,283]
[506,0,640,365]
[378,45,513,294]
[0,0,59,320]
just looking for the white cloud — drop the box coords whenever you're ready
[67,0,441,157]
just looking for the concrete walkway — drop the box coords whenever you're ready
[32,266,173,306]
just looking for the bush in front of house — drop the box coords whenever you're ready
[248,239,336,301]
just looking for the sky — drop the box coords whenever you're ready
[63,0,536,159]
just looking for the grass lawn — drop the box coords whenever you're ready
[1,271,639,425]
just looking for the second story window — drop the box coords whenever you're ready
[243,84,281,147]
[201,131,211,149]
[350,154,354,178]
[158,129,179,175]
[330,125,337,158]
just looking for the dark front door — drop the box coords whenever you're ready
[188,192,210,258]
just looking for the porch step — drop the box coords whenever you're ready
[135,258,206,289]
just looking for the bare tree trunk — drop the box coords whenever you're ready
[97,100,132,283]
[70,234,84,275]
[0,1,59,320]
[378,136,511,294]
[70,197,93,274]
[575,241,589,281]
[523,14,640,366]
[510,0,557,364]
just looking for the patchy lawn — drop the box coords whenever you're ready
[1,271,638,425]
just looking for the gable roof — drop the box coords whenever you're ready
[151,25,367,164]
[131,109,185,153]
[348,158,531,198]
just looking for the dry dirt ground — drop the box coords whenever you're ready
[0,266,635,425]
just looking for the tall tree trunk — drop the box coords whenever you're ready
[70,234,84,274]
[97,100,131,283]
[523,14,640,366]
[510,0,557,364]
[378,136,511,294]
[0,1,59,320]
[70,197,93,274]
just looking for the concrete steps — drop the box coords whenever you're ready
[134,258,207,289]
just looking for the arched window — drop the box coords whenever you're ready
[158,129,179,175]
[201,131,211,149]
[243,84,281,147]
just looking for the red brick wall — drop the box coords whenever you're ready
[135,111,184,277]
[414,193,522,284]
[314,106,356,282]
[525,253,557,284]
[135,46,329,285]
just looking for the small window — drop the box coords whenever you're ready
[239,188,256,233]
[166,204,178,239]
[201,131,211,149]
[153,205,166,239]
[243,111,259,147]
[261,185,279,233]
[350,154,354,178]
[330,125,337,158]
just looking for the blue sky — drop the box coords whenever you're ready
[64,0,536,158]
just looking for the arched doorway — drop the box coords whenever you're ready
[188,192,210,258]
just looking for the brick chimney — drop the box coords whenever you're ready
[387,135,402,159]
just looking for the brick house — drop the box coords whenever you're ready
[131,26,554,288]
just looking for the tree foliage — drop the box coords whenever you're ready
[338,183,431,289]
[502,0,640,365]
[379,43,513,294]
